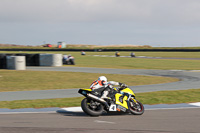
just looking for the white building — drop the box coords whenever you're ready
[57,42,66,48]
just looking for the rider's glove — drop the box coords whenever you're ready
[120,91,124,94]
[119,82,123,86]
[119,82,127,88]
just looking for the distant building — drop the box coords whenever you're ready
[57,42,66,48]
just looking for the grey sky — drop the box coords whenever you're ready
[0,0,200,47]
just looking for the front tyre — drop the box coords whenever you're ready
[129,99,144,115]
[81,98,104,117]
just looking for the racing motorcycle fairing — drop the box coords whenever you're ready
[115,93,128,109]
[111,87,136,112]
[78,88,92,97]
[121,88,135,97]
[78,87,144,116]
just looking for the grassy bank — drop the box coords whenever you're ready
[1,51,200,58]
[74,55,200,70]
[137,89,200,105]
[87,51,200,58]
[0,51,199,108]
[0,88,199,109]
[1,51,199,70]
[0,70,178,92]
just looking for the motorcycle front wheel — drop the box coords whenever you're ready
[129,99,144,115]
[81,98,104,117]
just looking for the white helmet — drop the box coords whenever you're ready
[98,76,107,82]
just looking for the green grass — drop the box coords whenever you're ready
[134,52,200,58]
[1,51,200,58]
[0,70,178,92]
[1,51,199,70]
[73,55,200,70]
[137,89,200,105]
[74,55,200,70]
[1,51,200,70]
[0,97,83,109]
[0,89,199,109]
[87,51,200,58]
[77,52,200,70]
[0,51,199,108]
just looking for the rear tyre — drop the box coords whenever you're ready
[69,59,75,65]
[129,99,144,115]
[81,98,104,117]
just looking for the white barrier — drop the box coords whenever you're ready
[6,56,26,70]
[39,54,62,66]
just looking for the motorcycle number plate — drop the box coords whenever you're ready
[109,104,117,111]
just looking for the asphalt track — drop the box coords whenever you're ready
[0,108,200,133]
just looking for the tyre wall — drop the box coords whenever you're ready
[0,54,62,69]
[6,56,26,70]
[39,54,62,66]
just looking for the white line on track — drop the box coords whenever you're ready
[189,102,200,106]
[1,107,200,115]
[94,120,116,124]
[1,102,200,114]
[1,106,200,115]
[59,107,82,112]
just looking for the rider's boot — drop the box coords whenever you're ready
[101,90,111,100]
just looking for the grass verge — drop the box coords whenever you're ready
[1,51,200,70]
[0,70,178,92]
[0,89,199,109]
[137,89,200,105]
[87,51,200,58]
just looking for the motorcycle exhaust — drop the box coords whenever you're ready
[87,93,109,109]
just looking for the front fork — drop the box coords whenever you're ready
[128,96,141,111]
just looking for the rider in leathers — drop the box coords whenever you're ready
[90,76,126,99]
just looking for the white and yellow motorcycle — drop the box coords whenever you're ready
[78,86,144,116]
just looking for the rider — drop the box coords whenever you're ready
[89,76,126,99]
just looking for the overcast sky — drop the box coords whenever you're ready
[0,0,200,47]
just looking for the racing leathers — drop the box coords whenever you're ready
[90,80,124,99]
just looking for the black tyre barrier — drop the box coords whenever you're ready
[0,54,16,69]
[0,53,40,69]
[33,54,40,66]
[25,54,40,66]
[0,54,7,69]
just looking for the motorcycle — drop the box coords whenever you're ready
[78,86,144,116]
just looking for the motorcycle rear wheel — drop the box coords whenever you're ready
[81,98,104,117]
[129,99,144,115]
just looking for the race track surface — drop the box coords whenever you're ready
[0,108,200,133]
